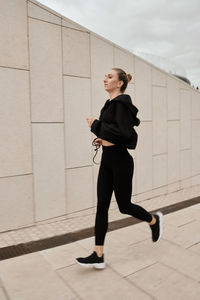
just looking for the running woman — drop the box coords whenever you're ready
[76,68,163,269]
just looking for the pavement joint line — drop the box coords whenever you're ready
[128,237,150,246]
[121,270,156,299]
[55,268,82,300]
[177,219,196,227]
[0,285,10,300]
[122,261,158,278]
[55,262,77,271]
[0,196,199,261]
[185,241,200,249]
[159,236,200,254]
[102,262,156,299]
[158,260,200,283]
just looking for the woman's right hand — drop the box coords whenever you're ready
[94,138,102,146]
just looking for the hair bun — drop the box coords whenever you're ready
[126,73,132,82]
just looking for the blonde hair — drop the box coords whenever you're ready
[112,68,132,92]
[127,73,132,82]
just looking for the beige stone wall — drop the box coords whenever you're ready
[0,0,200,232]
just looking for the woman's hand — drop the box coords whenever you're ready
[86,117,95,128]
[94,138,102,146]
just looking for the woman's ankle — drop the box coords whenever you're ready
[96,252,103,257]
[94,246,104,257]
[149,215,156,225]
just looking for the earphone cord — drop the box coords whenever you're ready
[92,138,101,165]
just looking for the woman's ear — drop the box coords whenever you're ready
[118,80,123,89]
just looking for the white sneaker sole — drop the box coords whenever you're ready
[75,259,106,269]
[155,211,163,241]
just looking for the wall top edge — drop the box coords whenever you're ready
[29,0,62,18]
[134,54,199,93]
[28,0,138,56]
[29,0,198,94]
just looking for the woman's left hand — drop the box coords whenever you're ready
[86,117,95,128]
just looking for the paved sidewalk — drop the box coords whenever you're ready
[0,204,200,300]
[0,201,126,248]
[1,184,200,249]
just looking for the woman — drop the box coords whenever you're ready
[76,68,163,269]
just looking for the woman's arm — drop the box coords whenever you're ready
[90,102,133,144]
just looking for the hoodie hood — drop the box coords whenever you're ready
[111,94,138,115]
[109,94,140,126]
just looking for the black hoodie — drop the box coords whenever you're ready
[90,94,140,149]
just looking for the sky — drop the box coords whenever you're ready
[38,0,200,88]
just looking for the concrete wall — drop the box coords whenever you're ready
[0,0,200,233]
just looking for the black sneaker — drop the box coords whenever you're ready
[75,251,105,269]
[149,211,163,242]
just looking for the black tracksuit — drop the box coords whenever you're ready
[90,94,152,245]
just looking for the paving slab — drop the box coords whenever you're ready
[40,242,89,270]
[127,238,200,282]
[105,224,150,247]
[0,252,76,300]
[57,264,153,300]
[127,261,200,300]
[162,219,200,248]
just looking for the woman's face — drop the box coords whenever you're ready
[104,69,123,93]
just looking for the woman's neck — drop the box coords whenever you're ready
[109,91,123,101]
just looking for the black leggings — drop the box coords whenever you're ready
[94,144,153,245]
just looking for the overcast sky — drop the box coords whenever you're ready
[38,0,200,87]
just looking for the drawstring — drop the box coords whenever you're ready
[92,138,101,165]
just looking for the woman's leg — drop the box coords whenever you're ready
[94,161,113,255]
[113,152,153,222]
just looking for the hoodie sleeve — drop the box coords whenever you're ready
[90,102,133,143]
